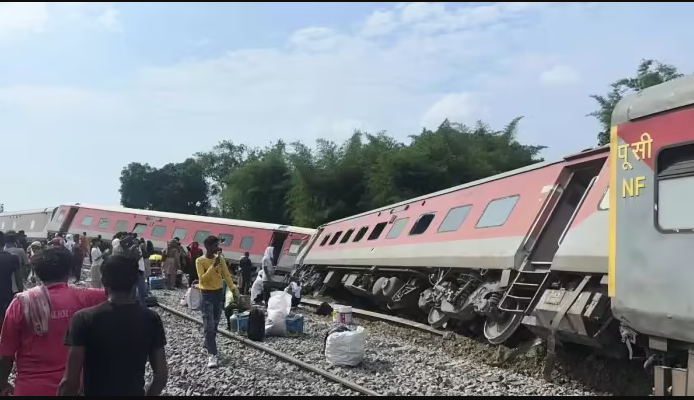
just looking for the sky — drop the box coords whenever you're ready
[2,2,694,212]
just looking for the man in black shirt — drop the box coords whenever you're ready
[0,233,19,331]
[58,255,168,396]
[239,252,253,295]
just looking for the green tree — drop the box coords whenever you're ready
[221,141,292,223]
[119,159,210,215]
[589,59,683,146]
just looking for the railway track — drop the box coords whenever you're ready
[154,290,626,396]
[156,303,380,396]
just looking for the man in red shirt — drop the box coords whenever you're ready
[0,247,106,396]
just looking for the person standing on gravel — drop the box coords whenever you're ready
[90,240,104,289]
[196,235,239,368]
[0,247,106,396]
[238,251,252,295]
[59,255,168,396]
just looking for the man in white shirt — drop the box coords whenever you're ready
[90,240,104,289]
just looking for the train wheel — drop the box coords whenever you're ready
[428,307,450,329]
[483,312,523,345]
[382,277,404,298]
[372,277,388,297]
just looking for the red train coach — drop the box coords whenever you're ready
[295,145,614,350]
[46,204,315,278]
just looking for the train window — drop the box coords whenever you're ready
[240,236,254,250]
[353,226,369,242]
[97,218,110,229]
[386,218,410,239]
[329,231,343,245]
[320,234,331,246]
[438,205,472,233]
[172,228,188,241]
[598,187,609,211]
[219,234,234,247]
[30,220,35,230]
[656,143,694,232]
[475,195,520,228]
[410,213,436,236]
[80,216,94,227]
[340,229,355,243]
[368,222,388,240]
[151,225,167,237]
[193,230,212,243]
[132,223,147,235]
[116,220,129,232]
[288,239,303,254]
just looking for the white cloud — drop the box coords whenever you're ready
[4,1,694,209]
[539,65,579,86]
[421,93,487,129]
[95,7,121,31]
[360,10,398,37]
[0,2,49,34]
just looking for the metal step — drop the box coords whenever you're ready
[498,261,551,314]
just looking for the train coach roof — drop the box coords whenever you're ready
[0,207,56,216]
[323,158,563,226]
[65,203,316,235]
[612,73,694,125]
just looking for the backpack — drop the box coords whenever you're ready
[247,306,266,342]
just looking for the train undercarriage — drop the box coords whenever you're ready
[291,264,636,377]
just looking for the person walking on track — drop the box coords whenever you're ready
[195,235,239,368]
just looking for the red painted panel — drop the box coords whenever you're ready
[312,162,567,252]
[617,105,694,171]
[67,207,310,255]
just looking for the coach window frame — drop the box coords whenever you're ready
[368,222,388,240]
[352,226,369,242]
[97,218,110,229]
[193,230,212,243]
[320,233,331,246]
[437,204,473,233]
[340,229,355,243]
[329,231,343,245]
[240,236,254,250]
[386,218,410,239]
[132,223,147,235]
[409,213,436,236]
[151,225,167,238]
[654,140,694,234]
[80,216,94,227]
[116,220,129,232]
[474,194,520,229]
[219,234,234,247]
[288,239,304,254]
[171,227,188,241]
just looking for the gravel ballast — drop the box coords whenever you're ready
[155,289,650,396]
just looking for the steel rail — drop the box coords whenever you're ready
[156,303,382,397]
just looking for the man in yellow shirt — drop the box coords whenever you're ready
[195,235,239,368]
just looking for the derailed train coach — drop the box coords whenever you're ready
[293,73,694,391]
[44,203,315,282]
[0,207,59,241]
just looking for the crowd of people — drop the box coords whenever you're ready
[0,230,168,396]
[0,227,299,394]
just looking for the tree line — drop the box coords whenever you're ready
[119,59,685,228]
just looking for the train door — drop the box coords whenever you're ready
[497,152,607,328]
[270,230,289,266]
[60,207,79,233]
